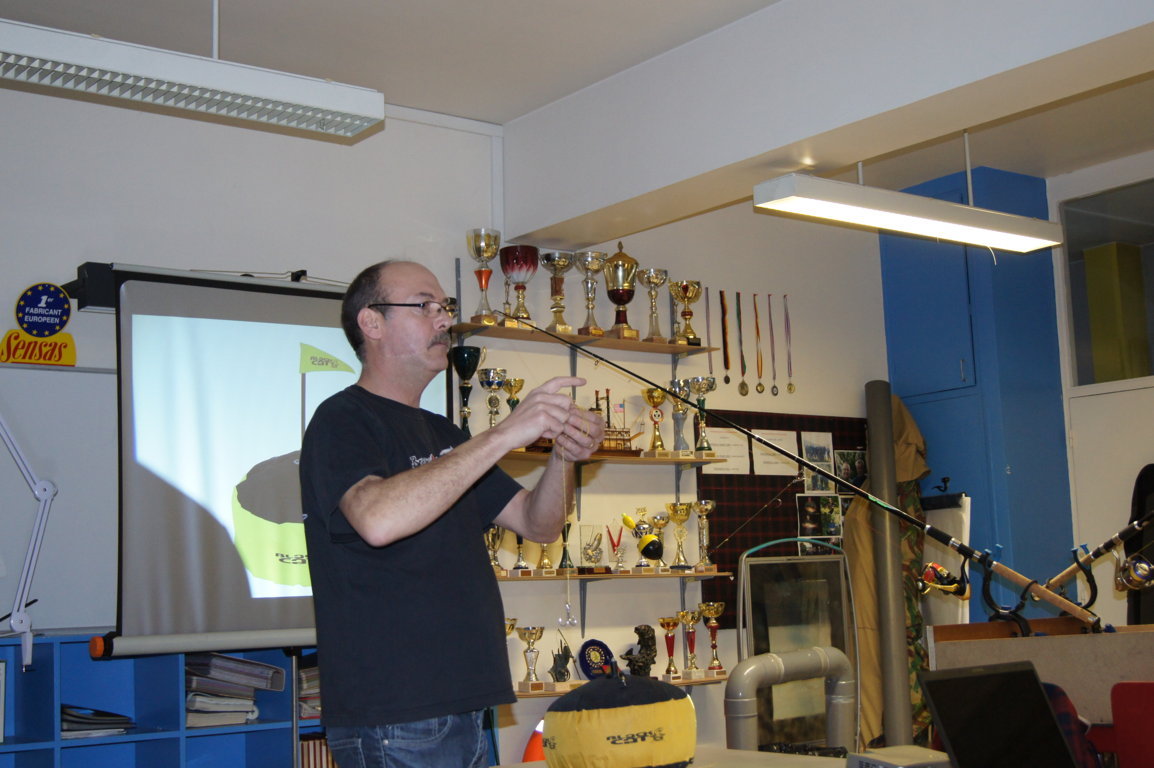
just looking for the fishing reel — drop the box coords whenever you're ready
[1114,552,1154,591]
[917,561,971,600]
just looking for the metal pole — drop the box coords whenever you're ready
[865,380,912,745]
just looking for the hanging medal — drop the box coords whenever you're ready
[754,293,765,393]
[784,293,795,393]
[736,292,748,395]
[767,294,779,396]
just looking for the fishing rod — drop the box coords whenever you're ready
[1042,507,1154,608]
[467,313,1101,630]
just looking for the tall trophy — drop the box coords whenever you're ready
[668,280,703,346]
[540,252,575,335]
[499,245,539,327]
[517,626,546,692]
[574,251,607,336]
[603,242,639,340]
[694,499,716,571]
[677,609,703,678]
[467,228,501,325]
[687,375,716,456]
[485,525,506,575]
[477,367,507,428]
[698,601,726,674]
[666,501,694,569]
[669,378,695,459]
[640,387,669,458]
[658,616,681,680]
[650,508,670,570]
[638,268,668,344]
[558,522,575,571]
[449,345,483,436]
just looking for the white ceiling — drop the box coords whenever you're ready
[2,0,1154,221]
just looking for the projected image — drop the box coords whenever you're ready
[133,315,359,598]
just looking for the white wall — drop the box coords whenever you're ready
[1048,148,1154,628]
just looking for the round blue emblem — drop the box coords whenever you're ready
[16,283,71,337]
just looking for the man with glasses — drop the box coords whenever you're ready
[300,260,604,768]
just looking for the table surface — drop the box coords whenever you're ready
[498,744,847,767]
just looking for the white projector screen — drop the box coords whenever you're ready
[107,267,447,656]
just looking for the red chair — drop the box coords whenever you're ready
[1111,681,1154,768]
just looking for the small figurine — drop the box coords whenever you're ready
[621,624,658,677]
[550,638,574,683]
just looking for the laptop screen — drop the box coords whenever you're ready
[919,660,1078,768]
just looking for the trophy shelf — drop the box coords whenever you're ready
[499,450,725,469]
[515,674,727,698]
[451,322,716,357]
[497,571,730,582]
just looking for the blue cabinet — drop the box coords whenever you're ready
[1,636,313,768]
[880,167,1073,619]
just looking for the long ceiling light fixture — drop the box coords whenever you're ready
[753,159,1063,253]
[0,18,385,139]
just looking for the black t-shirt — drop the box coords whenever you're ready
[300,385,521,726]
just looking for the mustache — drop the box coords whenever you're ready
[432,332,451,347]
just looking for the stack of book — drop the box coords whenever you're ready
[300,733,339,768]
[184,652,285,728]
[297,658,321,721]
[60,704,135,739]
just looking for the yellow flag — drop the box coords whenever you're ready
[299,343,354,373]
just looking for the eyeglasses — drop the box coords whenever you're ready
[368,297,459,319]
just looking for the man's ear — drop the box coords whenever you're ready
[358,306,384,343]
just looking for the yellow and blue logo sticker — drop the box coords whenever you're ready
[2,283,77,366]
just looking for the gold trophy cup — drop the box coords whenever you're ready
[658,616,681,679]
[467,228,501,325]
[603,242,639,340]
[687,375,717,456]
[503,377,525,412]
[640,387,669,458]
[698,601,726,674]
[678,609,703,678]
[517,626,546,691]
[668,280,703,346]
[666,502,694,569]
[574,251,607,336]
[638,268,668,344]
[540,252,575,335]
[694,499,716,571]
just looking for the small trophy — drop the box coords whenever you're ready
[622,508,661,572]
[638,268,668,344]
[477,367,507,429]
[517,626,546,692]
[512,533,532,573]
[658,616,681,680]
[505,617,517,638]
[579,525,609,574]
[668,280,703,346]
[534,537,556,576]
[557,523,575,572]
[607,525,626,573]
[503,377,524,412]
[574,251,607,336]
[485,525,506,575]
[687,375,717,457]
[666,502,694,569]
[449,345,484,437]
[467,228,501,325]
[603,242,639,340]
[540,252,575,335]
[650,508,670,571]
[669,379,695,459]
[678,610,704,679]
[499,245,539,327]
[640,387,669,458]
[694,499,716,572]
[698,601,726,675]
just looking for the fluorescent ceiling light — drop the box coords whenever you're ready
[0,18,385,138]
[753,173,1063,253]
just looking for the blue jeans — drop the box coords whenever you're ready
[326,710,489,768]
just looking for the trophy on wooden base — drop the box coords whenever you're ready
[687,375,717,457]
[499,245,539,328]
[678,610,704,679]
[639,268,668,344]
[517,626,546,692]
[659,616,681,681]
[669,280,703,346]
[540,252,575,335]
[449,345,484,437]
[467,228,501,325]
[477,368,507,429]
[574,251,607,336]
[603,242,639,340]
[640,387,670,458]
[667,502,694,569]
[699,601,726,675]
[694,499,717,572]
[485,525,506,575]
[669,378,696,459]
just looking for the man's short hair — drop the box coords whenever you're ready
[341,261,393,361]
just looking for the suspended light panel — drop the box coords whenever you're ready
[754,173,1063,253]
[0,18,385,138]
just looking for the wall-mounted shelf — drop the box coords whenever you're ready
[515,674,728,698]
[497,571,730,582]
[451,322,716,357]
[500,450,723,470]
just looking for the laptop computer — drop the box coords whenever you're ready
[919,660,1079,768]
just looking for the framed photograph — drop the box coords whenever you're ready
[834,449,867,491]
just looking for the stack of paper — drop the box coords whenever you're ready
[184,653,283,728]
[61,704,135,738]
[298,660,321,721]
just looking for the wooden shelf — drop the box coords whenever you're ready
[451,322,715,357]
[515,674,728,698]
[499,450,724,468]
[497,570,730,582]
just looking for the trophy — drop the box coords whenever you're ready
[535,536,555,574]
[698,602,726,673]
[687,375,717,456]
[623,509,661,570]
[669,378,695,459]
[574,251,607,336]
[485,525,506,575]
[603,242,639,340]
[477,367,507,428]
[579,524,608,574]
[499,245,539,327]
[678,609,703,678]
[668,280,703,346]
[467,228,501,324]
[658,616,681,679]
[638,268,668,344]
[503,377,524,412]
[517,626,546,691]
[540,252,575,335]
[449,345,484,436]
[505,617,517,637]
[558,522,575,571]
[640,387,669,458]
[607,525,626,572]
[694,499,716,571]
[512,534,531,572]
[666,502,694,569]
[650,508,670,570]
